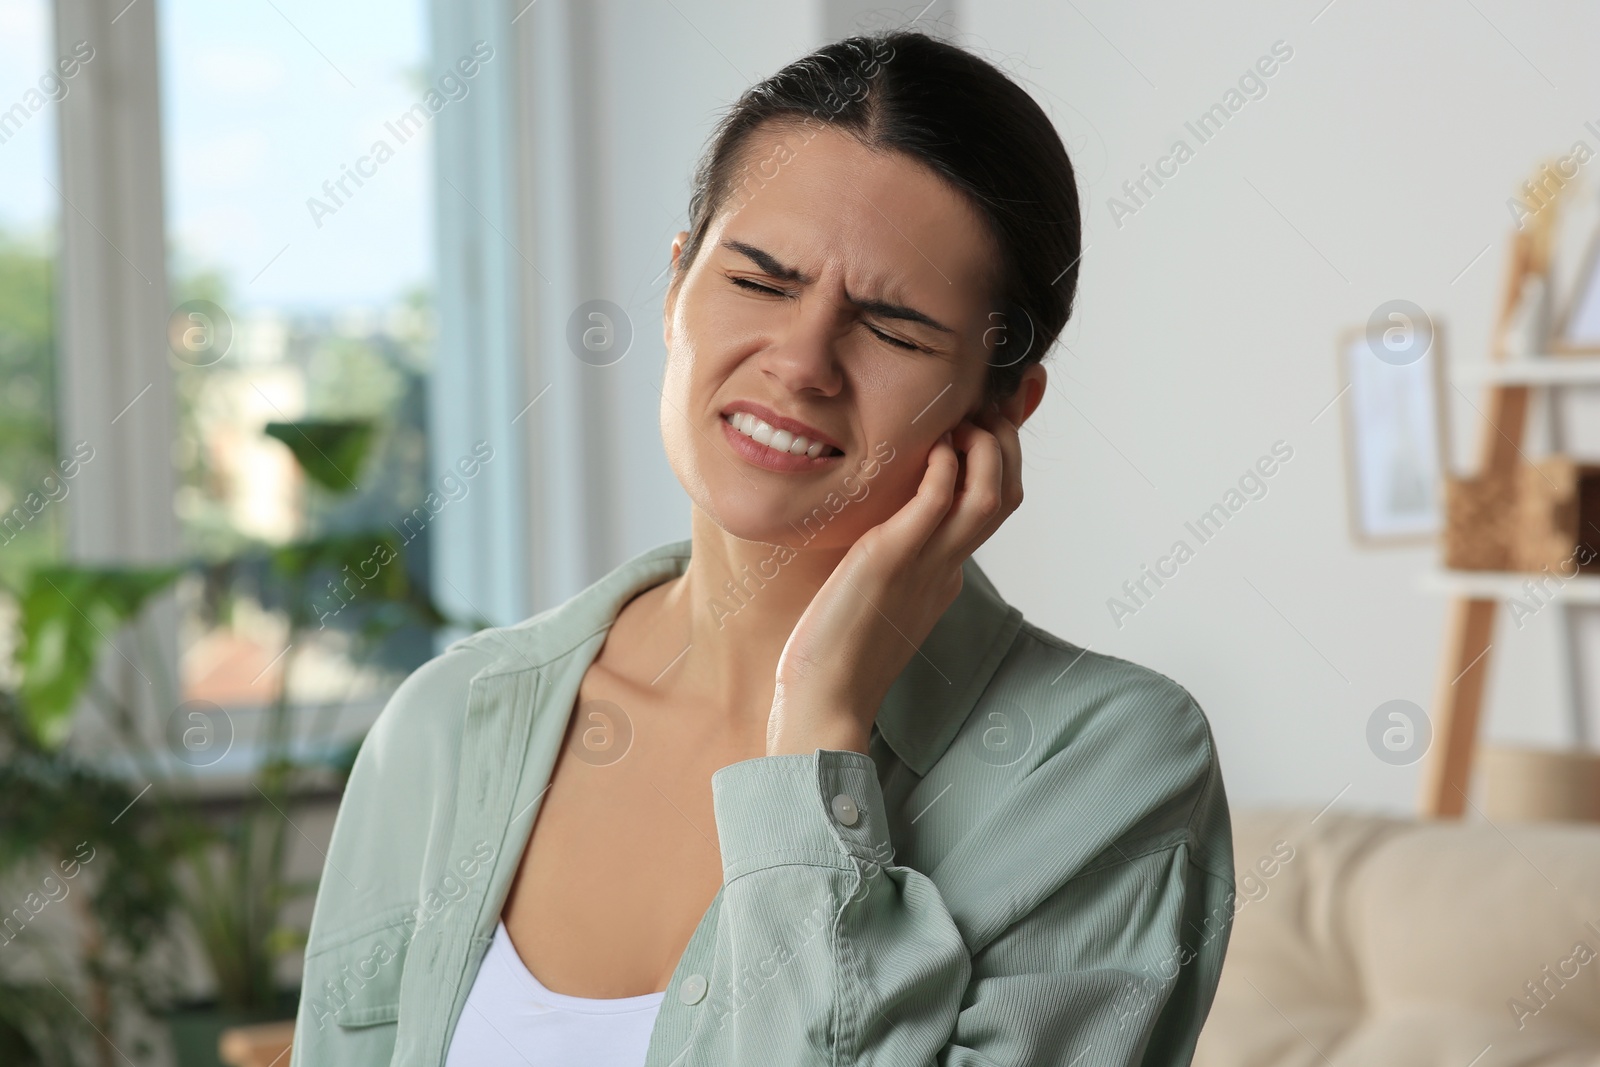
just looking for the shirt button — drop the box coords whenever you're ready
[830,793,860,827]
[679,973,708,1005]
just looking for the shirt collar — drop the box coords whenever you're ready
[454,539,1021,777]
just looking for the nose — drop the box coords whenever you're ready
[758,298,845,397]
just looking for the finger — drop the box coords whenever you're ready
[870,434,961,555]
[928,421,1003,559]
[987,409,1023,515]
[944,409,1025,559]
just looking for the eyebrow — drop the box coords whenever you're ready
[721,239,956,335]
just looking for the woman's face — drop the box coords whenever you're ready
[661,120,1039,551]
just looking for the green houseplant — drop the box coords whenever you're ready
[0,685,180,1067]
[4,419,461,1066]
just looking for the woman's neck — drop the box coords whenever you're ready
[649,509,846,723]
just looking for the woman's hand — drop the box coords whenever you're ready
[766,408,1025,757]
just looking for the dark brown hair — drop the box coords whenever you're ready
[675,30,1081,399]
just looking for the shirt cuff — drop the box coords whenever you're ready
[710,748,895,884]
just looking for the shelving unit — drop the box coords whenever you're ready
[1418,567,1600,605]
[1419,183,1600,817]
[1451,357,1600,386]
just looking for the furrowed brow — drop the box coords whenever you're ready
[722,239,955,334]
[847,295,954,334]
[722,240,809,284]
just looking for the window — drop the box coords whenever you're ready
[157,0,436,748]
[0,0,65,657]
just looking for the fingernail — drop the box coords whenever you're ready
[938,430,953,447]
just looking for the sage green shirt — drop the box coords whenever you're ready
[290,539,1234,1066]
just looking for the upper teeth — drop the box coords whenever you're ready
[728,412,831,458]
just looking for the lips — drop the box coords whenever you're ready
[720,415,843,472]
[726,398,851,454]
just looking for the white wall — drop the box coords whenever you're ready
[960,0,1600,812]
[540,0,1600,814]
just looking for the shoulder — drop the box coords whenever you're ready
[355,590,606,768]
[303,644,490,954]
[1007,619,1208,746]
[990,619,1231,877]
[325,640,507,868]
[919,615,1233,949]
[309,625,555,949]
[353,640,499,772]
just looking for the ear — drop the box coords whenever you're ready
[996,363,1047,429]
[663,230,691,347]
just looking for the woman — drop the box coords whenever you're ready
[292,29,1234,1067]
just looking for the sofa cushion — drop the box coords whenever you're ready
[1193,808,1600,1067]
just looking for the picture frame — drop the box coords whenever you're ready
[1336,323,1452,545]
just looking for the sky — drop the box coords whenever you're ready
[0,0,57,236]
[0,0,434,312]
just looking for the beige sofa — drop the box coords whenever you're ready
[1195,808,1600,1066]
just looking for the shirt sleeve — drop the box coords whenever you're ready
[703,748,1233,1066]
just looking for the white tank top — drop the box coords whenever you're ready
[445,921,665,1066]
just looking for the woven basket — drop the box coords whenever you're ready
[1512,456,1581,572]
[1442,469,1516,570]
[1443,455,1600,573]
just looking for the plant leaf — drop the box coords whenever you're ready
[15,565,182,746]
[264,419,375,494]
[269,531,419,631]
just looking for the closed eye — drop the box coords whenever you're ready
[865,325,920,351]
[730,275,925,352]
[730,276,786,297]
